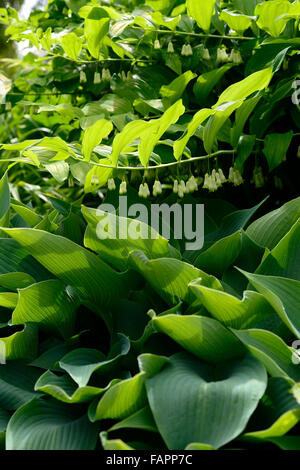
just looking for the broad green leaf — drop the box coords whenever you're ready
[235,134,256,172]
[82,205,178,272]
[255,0,292,37]
[138,100,185,166]
[231,95,262,148]
[185,443,215,450]
[232,329,300,383]
[174,108,214,159]
[240,270,300,339]
[0,272,35,290]
[0,323,38,361]
[0,292,18,309]
[43,161,69,183]
[84,14,110,59]
[110,120,151,166]
[160,71,196,107]
[256,218,300,281]
[109,406,158,433]
[82,119,113,162]
[129,251,221,305]
[244,378,300,439]
[89,373,147,422]
[100,431,134,450]
[146,352,267,449]
[61,32,82,60]
[0,363,41,410]
[6,398,99,450]
[59,335,130,387]
[0,408,9,449]
[11,203,42,227]
[12,280,79,339]
[186,0,217,32]
[220,10,252,34]
[84,160,113,193]
[263,131,293,171]
[194,231,242,277]
[34,370,109,403]
[246,197,300,249]
[190,281,276,329]
[1,228,130,313]
[153,314,245,362]
[214,68,273,108]
[37,136,75,156]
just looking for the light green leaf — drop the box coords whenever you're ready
[193,64,235,106]
[160,71,196,107]
[220,9,252,34]
[84,12,110,59]
[61,32,82,60]
[0,323,38,361]
[82,119,113,162]
[110,120,151,166]
[100,431,134,450]
[255,0,292,37]
[109,406,158,433]
[186,0,217,32]
[0,172,10,222]
[0,272,35,290]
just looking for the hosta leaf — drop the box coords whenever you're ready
[244,378,300,439]
[34,370,110,403]
[61,32,82,60]
[1,228,130,312]
[82,205,178,272]
[240,270,300,338]
[12,280,79,339]
[190,280,275,329]
[129,251,221,305]
[263,131,293,171]
[146,352,267,449]
[186,0,217,32]
[6,398,99,450]
[0,323,38,361]
[109,406,158,433]
[0,292,18,309]
[100,431,134,450]
[59,334,130,387]
[82,119,113,162]
[232,329,300,383]
[89,372,147,422]
[0,363,41,410]
[0,272,35,290]
[255,0,292,37]
[152,314,245,362]
[246,197,300,249]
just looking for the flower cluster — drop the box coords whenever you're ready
[181,44,193,56]
[139,182,151,198]
[203,169,227,192]
[217,47,243,64]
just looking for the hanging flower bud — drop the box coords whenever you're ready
[253,167,264,188]
[138,183,144,198]
[102,69,111,81]
[153,180,162,197]
[229,49,243,64]
[93,72,101,84]
[119,181,127,195]
[202,48,210,60]
[119,70,127,81]
[167,41,174,53]
[173,180,179,194]
[218,168,227,183]
[5,102,11,111]
[203,173,218,192]
[217,47,229,63]
[144,183,150,198]
[127,71,133,80]
[107,178,116,191]
[80,70,87,83]
[186,175,198,193]
[212,169,222,188]
[181,44,193,56]
[178,180,186,198]
[228,167,243,186]
[154,39,161,50]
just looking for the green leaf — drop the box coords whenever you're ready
[89,373,147,422]
[1,228,130,313]
[12,280,79,339]
[0,172,10,222]
[0,363,41,410]
[186,0,217,32]
[0,323,38,361]
[255,0,292,37]
[129,251,221,305]
[220,9,252,34]
[240,270,300,339]
[0,272,35,290]
[244,378,300,439]
[6,398,99,450]
[246,197,300,249]
[232,329,300,383]
[235,135,256,172]
[34,370,109,403]
[153,314,245,362]
[0,292,18,309]
[193,64,235,106]
[61,32,82,60]
[146,352,267,449]
[11,202,42,227]
[109,406,158,433]
[82,205,178,272]
[110,120,151,166]
[160,71,196,107]
[190,281,276,329]
[82,119,113,162]
[84,14,110,59]
[100,431,134,450]
[263,131,293,171]
[231,96,262,148]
